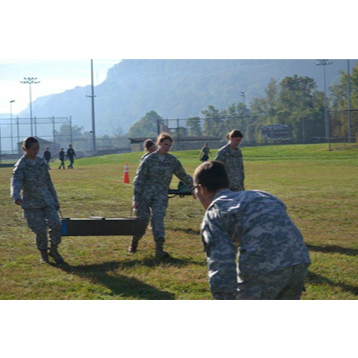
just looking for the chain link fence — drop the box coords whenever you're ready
[2,112,357,163]
[327,109,358,150]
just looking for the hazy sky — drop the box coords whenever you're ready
[0,59,121,115]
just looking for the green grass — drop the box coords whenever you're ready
[1,143,357,299]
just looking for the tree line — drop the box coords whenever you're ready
[57,62,358,144]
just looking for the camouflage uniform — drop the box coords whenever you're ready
[139,152,151,163]
[200,189,311,300]
[43,149,51,169]
[133,152,193,243]
[199,146,211,162]
[215,144,245,191]
[58,150,66,169]
[10,156,61,251]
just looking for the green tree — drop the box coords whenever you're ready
[54,124,86,144]
[329,62,358,139]
[250,79,279,119]
[277,75,321,141]
[128,110,162,138]
[223,104,238,133]
[249,79,280,141]
[221,102,250,137]
[176,126,188,137]
[186,116,203,136]
[56,124,85,138]
[249,75,326,142]
[201,105,225,137]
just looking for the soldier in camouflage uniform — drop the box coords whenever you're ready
[199,142,211,162]
[43,146,51,170]
[215,129,245,191]
[139,139,156,163]
[10,137,64,264]
[131,133,193,258]
[193,161,311,300]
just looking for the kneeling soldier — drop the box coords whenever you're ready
[192,161,311,300]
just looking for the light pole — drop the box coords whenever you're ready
[20,77,40,136]
[347,60,352,143]
[86,59,96,152]
[316,60,333,150]
[240,91,246,134]
[10,100,15,153]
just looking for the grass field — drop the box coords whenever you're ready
[0,143,357,300]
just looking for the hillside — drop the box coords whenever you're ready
[18,59,357,135]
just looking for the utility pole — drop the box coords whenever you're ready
[240,91,246,133]
[20,77,40,136]
[86,60,96,152]
[316,60,333,151]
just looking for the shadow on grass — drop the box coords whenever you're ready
[170,227,201,236]
[54,260,176,300]
[306,271,358,296]
[307,244,358,256]
[118,256,206,269]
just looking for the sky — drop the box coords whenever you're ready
[0,59,121,115]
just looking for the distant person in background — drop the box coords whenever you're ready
[66,144,76,169]
[140,139,156,163]
[192,160,311,300]
[199,142,211,162]
[43,147,52,170]
[58,148,65,169]
[215,129,245,191]
[10,136,64,264]
[138,140,156,229]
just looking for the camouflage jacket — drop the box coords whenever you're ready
[215,144,245,190]
[200,146,211,158]
[10,156,59,210]
[139,152,151,163]
[200,189,311,297]
[133,152,193,202]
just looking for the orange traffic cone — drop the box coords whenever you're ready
[123,163,130,183]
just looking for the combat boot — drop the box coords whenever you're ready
[40,249,49,264]
[155,242,170,258]
[49,244,64,264]
[128,237,140,254]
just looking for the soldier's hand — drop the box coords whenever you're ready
[133,201,139,210]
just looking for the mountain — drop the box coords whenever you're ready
[17,59,357,135]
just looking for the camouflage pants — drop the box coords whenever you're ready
[23,206,61,251]
[134,196,168,243]
[236,263,309,300]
